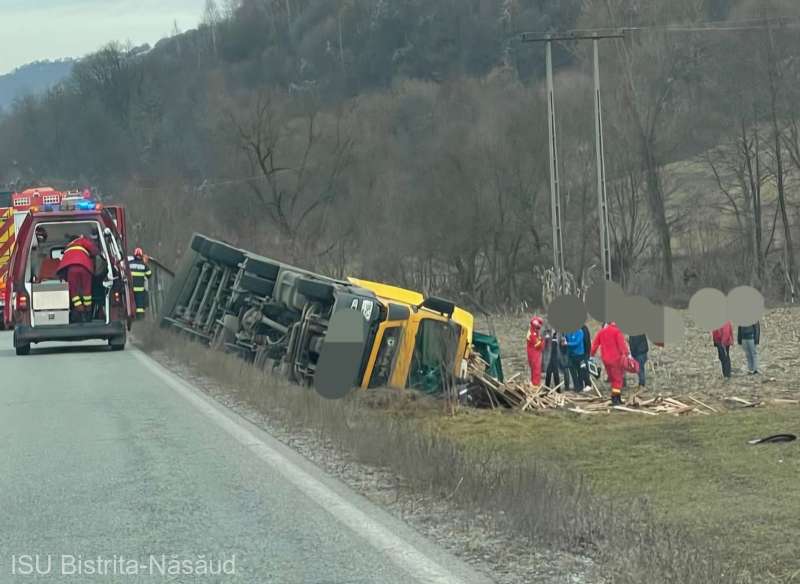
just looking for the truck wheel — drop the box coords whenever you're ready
[190,234,210,253]
[244,257,280,280]
[13,331,30,356]
[241,273,275,297]
[208,242,245,267]
[297,278,335,303]
[109,331,126,351]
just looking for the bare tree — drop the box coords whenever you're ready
[202,0,221,56]
[229,91,354,262]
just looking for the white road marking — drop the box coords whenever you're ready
[132,350,471,584]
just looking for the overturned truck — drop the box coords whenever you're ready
[160,234,493,394]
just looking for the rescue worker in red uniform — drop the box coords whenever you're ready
[590,321,630,405]
[526,316,545,387]
[57,233,100,323]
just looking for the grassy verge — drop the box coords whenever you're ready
[432,406,800,582]
[137,324,771,583]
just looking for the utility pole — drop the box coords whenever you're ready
[522,31,623,290]
[545,39,566,294]
[593,35,613,282]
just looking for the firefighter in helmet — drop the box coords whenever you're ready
[127,247,152,319]
[57,230,100,323]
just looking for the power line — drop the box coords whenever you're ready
[517,14,800,42]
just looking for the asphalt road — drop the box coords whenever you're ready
[0,332,493,584]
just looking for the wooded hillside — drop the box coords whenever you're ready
[2,0,800,307]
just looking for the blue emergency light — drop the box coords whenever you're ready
[76,200,96,210]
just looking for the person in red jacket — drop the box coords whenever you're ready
[712,320,733,379]
[57,232,100,323]
[526,316,545,387]
[590,321,630,405]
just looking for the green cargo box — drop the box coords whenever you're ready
[472,331,504,382]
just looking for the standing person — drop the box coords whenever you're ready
[128,247,152,319]
[526,317,545,387]
[57,231,100,323]
[737,320,761,374]
[712,320,733,379]
[580,324,592,390]
[543,327,563,391]
[590,321,629,405]
[565,327,587,391]
[558,334,572,390]
[628,334,649,389]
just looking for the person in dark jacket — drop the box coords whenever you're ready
[712,321,733,379]
[737,321,761,374]
[628,334,649,388]
[543,327,566,391]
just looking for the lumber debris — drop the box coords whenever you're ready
[466,352,704,416]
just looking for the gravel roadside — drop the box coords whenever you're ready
[146,348,600,584]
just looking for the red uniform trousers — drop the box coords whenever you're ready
[604,362,624,396]
[65,265,93,313]
[527,344,543,385]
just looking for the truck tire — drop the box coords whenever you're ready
[109,330,126,351]
[297,278,335,303]
[244,257,280,280]
[240,273,275,297]
[191,234,211,254]
[208,242,245,267]
[13,331,30,356]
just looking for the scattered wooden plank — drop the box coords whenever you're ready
[671,405,696,416]
[724,396,758,408]
[664,397,692,409]
[569,407,600,415]
[688,395,718,413]
[613,406,659,416]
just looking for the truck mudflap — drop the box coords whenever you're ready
[314,308,369,399]
[15,321,126,345]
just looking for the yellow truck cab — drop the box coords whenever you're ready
[348,278,474,391]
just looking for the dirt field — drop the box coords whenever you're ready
[482,306,800,403]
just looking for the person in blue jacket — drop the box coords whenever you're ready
[564,327,587,391]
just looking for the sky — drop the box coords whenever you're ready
[0,0,203,74]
